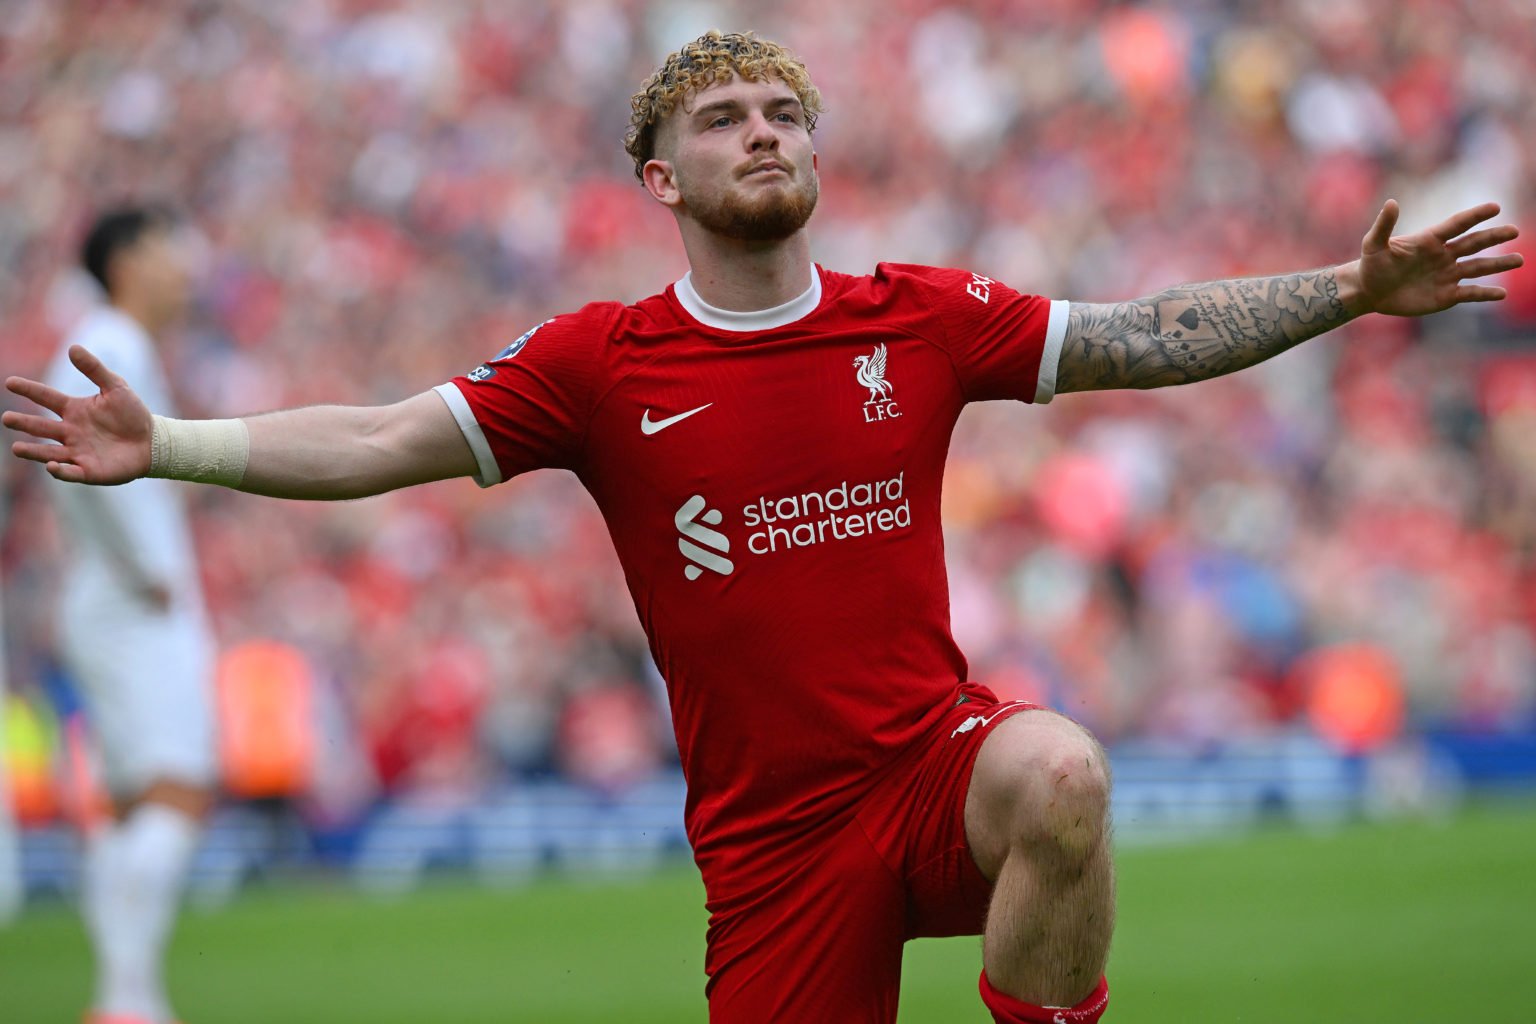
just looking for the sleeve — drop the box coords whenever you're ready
[886,264,1069,405]
[432,304,617,487]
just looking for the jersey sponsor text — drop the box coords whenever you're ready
[743,471,910,554]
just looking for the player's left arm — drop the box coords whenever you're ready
[1055,201,1522,393]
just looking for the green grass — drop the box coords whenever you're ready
[3,799,1534,1022]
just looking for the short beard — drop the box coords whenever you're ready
[684,174,819,243]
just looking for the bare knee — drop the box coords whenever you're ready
[1031,736,1111,857]
[967,713,1111,875]
[118,777,217,822]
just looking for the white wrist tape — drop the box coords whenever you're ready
[147,415,251,488]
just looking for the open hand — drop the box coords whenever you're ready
[3,345,154,485]
[1357,200,1523,317]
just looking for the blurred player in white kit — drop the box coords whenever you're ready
[44,205,216,1024]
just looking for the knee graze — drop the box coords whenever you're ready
[1003,719,1111,853]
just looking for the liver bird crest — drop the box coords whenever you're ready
[853,344,893,404]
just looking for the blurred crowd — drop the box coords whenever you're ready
[3,0,1535,818]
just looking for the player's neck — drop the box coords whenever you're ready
[680,230,813,313]
[112,294,167,338]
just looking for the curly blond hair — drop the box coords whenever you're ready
[624,30,823,180]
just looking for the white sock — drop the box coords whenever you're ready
[82,825,122,960]
[83,804,201,1024]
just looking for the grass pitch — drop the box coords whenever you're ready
[2,799,1532,1022]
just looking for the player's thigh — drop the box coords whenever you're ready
[62,618,217,796]
[705,822,906,1024]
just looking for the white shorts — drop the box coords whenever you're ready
[58,604,217,798]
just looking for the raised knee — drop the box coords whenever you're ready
[1001,724,1111,858]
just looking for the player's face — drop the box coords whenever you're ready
[656,75,819,242]
[123,227,192,322]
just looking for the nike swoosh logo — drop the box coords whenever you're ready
[641,403,713,436]
[950,701,1032,739]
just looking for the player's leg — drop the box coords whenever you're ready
[703,817,906,1024]
[85,779,213,1024]
[72,622,216,1024]
[965,710,1113,1023]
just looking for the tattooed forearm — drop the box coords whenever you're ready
[1057,268,1353,393]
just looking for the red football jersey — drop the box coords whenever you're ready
[436,263,1066,878]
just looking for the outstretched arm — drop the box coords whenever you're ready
[1056,201,1523,393]
[4,345,478,499]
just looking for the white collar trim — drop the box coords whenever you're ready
[673,266,822,332]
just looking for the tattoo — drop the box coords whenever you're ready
[1057,269,1352,393]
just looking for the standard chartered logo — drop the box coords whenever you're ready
[674,473,913,581]
[744,472,910,554]
[675,495,734,581]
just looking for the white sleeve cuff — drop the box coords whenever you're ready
[432,383,502,487]
[1034,300,1070,405]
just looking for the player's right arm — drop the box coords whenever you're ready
[4,345,478,499]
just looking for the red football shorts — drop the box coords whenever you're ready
[703,683,1043,1023]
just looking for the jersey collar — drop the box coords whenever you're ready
[672,266,822,332]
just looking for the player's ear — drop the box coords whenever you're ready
[643,159,682,208]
